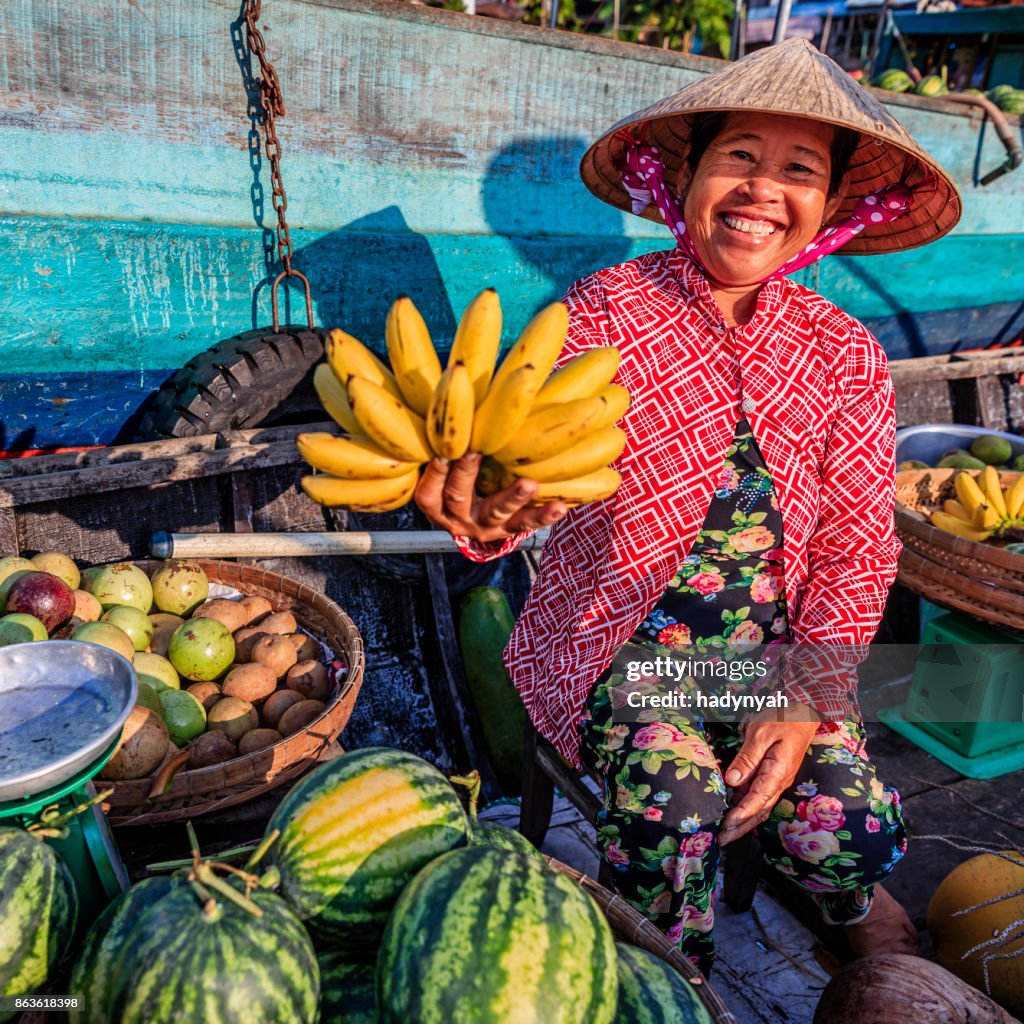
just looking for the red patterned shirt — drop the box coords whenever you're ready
[456,249,900,768]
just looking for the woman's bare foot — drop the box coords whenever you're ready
[845,883,919,959]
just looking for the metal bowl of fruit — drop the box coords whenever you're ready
[0,640,137,802]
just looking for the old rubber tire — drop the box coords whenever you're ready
[134,326,325,440]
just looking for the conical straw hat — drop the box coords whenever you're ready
[580,38,961,255]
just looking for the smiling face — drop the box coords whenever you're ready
[678,111,847,289]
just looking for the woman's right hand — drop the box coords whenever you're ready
[414,455,569,544]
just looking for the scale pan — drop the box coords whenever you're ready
[0,640,137,802]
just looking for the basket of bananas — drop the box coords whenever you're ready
[894,467,1024,632]
[296,291,629,511]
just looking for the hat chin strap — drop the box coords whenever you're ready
[620,141,919,282]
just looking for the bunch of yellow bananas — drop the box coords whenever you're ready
[297,291,629,511]
[930,468,1024,541]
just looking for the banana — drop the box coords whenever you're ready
[981,465,1008,519]
[527,467,622,507]
[942,498,973,522]
[346,376,433,463]
[488,302,569,396]
[385,297,443,416]
[974,503,1001,531]
[313,363,361,435]
[506,426,627,483]
[449,289,502,407]
[533,348,621,409]
[296,432,420,479]
[930,509,993,542]
[427,361,475,460]
[1006,473,1024,519]
[469,364,546,455]
[493,393,610,465]
[300,467,420,510]
[590,383,632,430]
[325,329,402,400]
[954,471,987,515]
[475,456,505,497]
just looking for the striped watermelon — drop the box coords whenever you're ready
[0,827,78,1018]
[318,949,376,1024]
[470,819,546,863]
[108,884,318,1023]
[612,942,715,1024]
[69,876,177,1023]
[266,747,470,946]
[377,846,618,1024]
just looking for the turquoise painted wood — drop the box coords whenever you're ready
[0,0,1022,445]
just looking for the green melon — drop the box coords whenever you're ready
[612,942,715,1024]
[457,586,528,794]
[318,949,376,1024]
[266,747,470,947]
[0,828,78,1019]
[69,876,177,1023]
[470,818,547,863]
[916,74,949,97]
[874,69,913,93]
[376,846,618,1024]
[109,885,318,1024]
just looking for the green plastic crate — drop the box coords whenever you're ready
[902,612,1024,758]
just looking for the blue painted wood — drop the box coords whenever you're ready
[1,0,1022,446]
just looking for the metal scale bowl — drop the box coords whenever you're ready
[0,641,136,934]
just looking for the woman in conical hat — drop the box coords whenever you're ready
[417,39,959,972]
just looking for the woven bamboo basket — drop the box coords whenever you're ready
[894,468,1024,632]
[101,560,364,826]
[547,856,736,1023]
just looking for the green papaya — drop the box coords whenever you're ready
[457,586,528,795]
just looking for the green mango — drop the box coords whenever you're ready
[937,454,987,470]
[969,435,1013,466]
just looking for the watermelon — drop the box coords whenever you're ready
[0,827,78,1018]
[108,884,318,1023]
[451,769,547,864]
[997,89,1024,115]
[377,846,618,1024]
[916,75,949,97]
[266,747,470,946]
[69,876,177,1023]
[988,83,1016,103]
[318,949,376,1024]
[874,69,913,93]
[612,942,715,1024]
[471,818,547,862]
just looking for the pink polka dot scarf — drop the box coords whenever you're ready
[618,136,931,281]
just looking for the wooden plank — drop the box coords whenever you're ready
[889,351,1024,383]
[0,441,305,508]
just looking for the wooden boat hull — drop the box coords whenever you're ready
[1,0,1021,447]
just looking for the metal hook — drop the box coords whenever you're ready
[270,269,314,331]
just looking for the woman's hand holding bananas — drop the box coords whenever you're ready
[297,291,630,522]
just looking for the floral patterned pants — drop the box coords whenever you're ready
[578,673,908,976]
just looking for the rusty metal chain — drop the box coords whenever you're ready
[243,0,313,329]
[244,0,291,272]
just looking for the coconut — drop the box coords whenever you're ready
[99,706,170,780]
